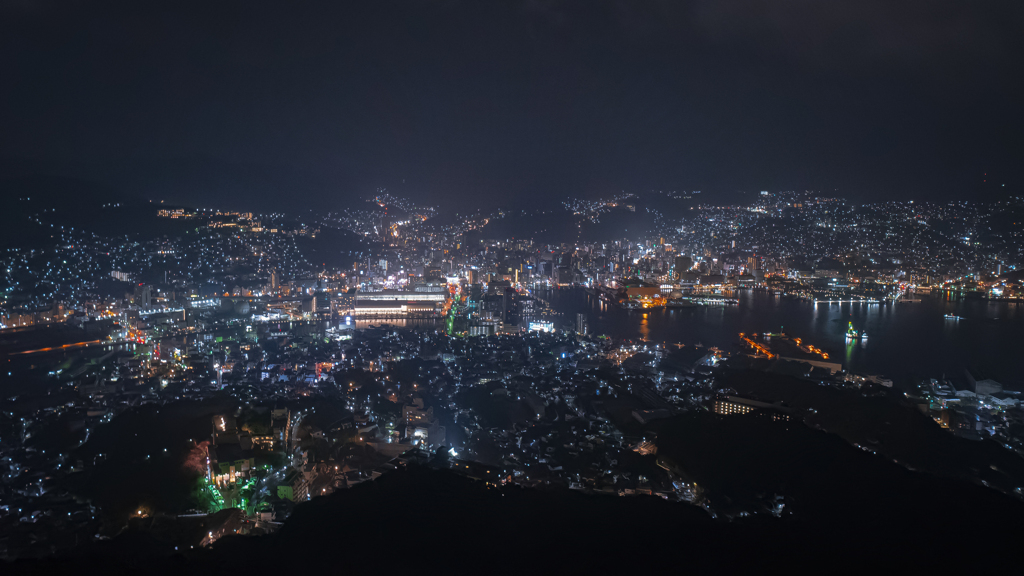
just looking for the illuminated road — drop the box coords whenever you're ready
[9,339,110,355]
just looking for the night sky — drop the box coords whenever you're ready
[2,0,1021,211]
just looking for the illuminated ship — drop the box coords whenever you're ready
[845,322,867,341]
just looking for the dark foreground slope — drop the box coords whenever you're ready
[716,369,1024,494]
[9,414,1024,575]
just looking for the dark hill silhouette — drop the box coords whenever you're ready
[10,412,1024,574]
[716,369,1024,496]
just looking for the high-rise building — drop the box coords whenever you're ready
[133,284,153,307]
[674,256,693,279]
[331,288,357,318]
[538,260,553,277]
[502,287,519,324]
[575,313,588,335]
[403,398,446,448]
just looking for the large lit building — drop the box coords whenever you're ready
[352,289,447,317]
[713,396,791,421]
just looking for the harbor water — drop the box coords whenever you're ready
[542,288,1024,390]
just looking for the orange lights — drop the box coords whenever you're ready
[741,336,775,359]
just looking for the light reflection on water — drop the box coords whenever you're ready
[543,287,1024,388]
[353,319,440,330]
